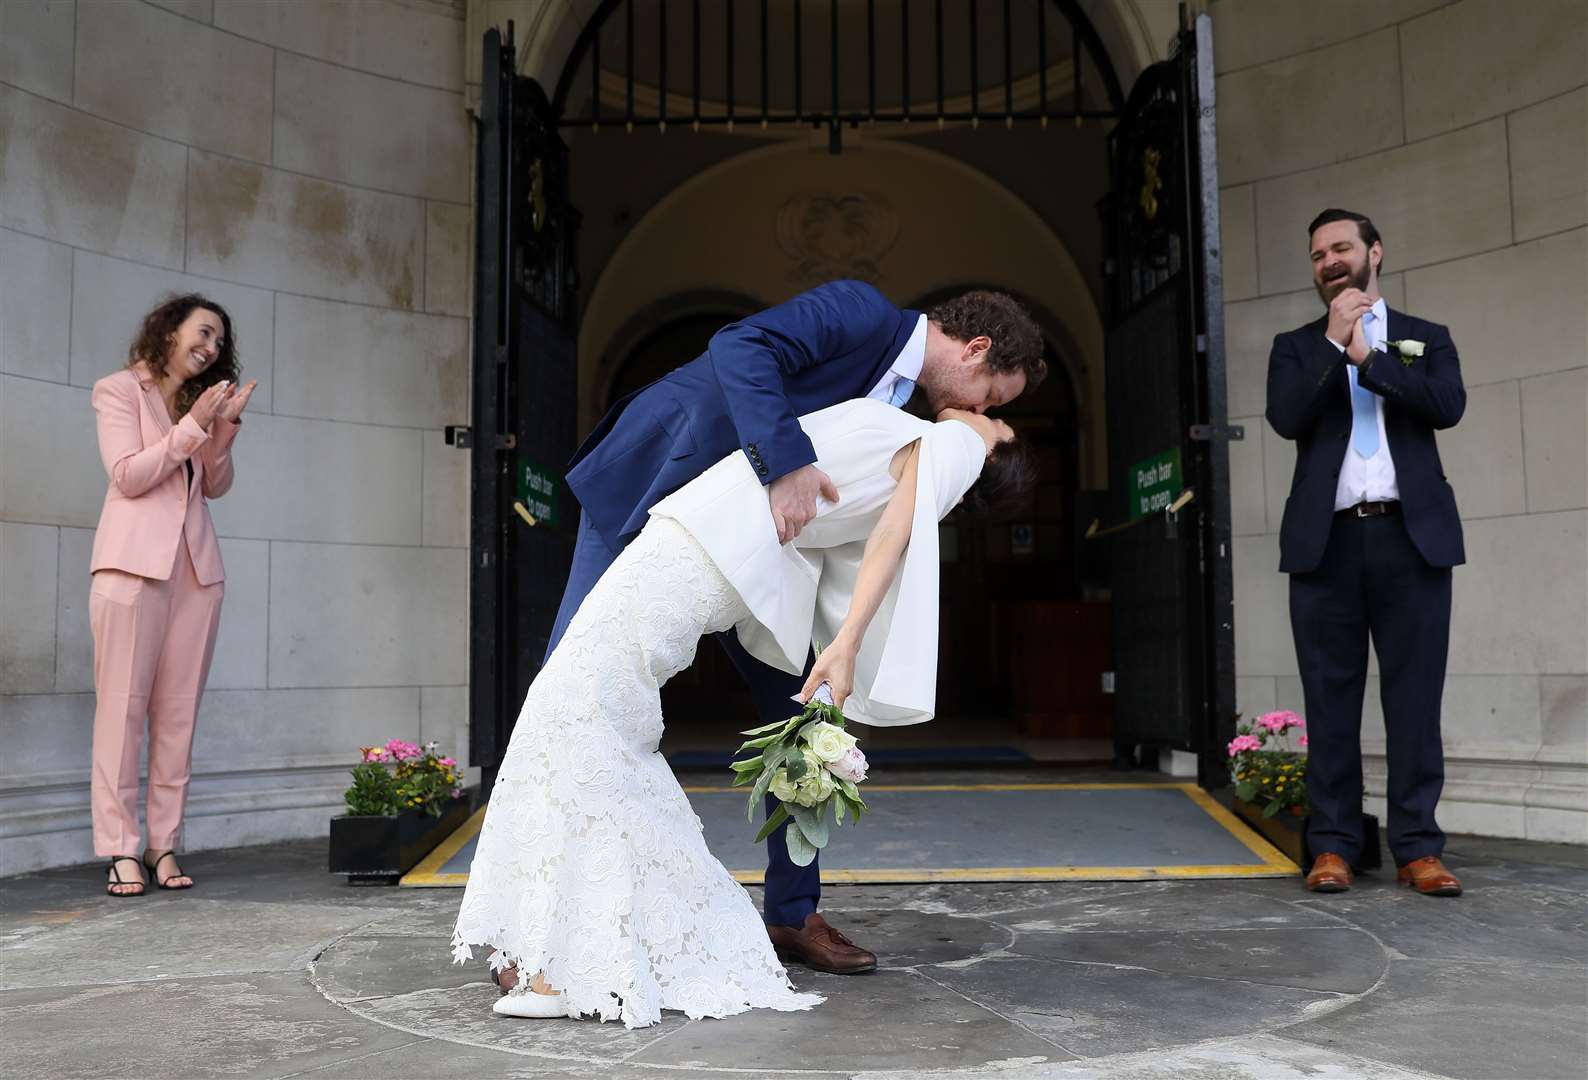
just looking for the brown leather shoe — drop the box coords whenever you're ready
[766,913,877,974]
[1305,853,1354,892]
[1397,856,1462,896]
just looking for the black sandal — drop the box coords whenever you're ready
[142,849,193,890]
[106,856,146,898]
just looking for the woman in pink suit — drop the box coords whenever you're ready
[90,294,256,897]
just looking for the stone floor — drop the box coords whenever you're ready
[2,815,1584,1078]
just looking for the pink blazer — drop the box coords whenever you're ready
[89,363,240,585]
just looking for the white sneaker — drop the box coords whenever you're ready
[492,990,569,1018]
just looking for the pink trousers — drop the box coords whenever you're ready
[89,540,224,856]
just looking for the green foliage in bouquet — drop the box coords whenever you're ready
[729,698,870,867]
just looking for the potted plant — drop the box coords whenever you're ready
[1227,712,1379,869]
[329,739,471,884]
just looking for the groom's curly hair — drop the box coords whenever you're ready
[960,438,1037,521]
[928,291,1048,390]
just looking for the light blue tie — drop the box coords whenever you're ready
[887,377,916,408]
[1350,312,1379,458]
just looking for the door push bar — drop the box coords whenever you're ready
[1084,487,1195,540]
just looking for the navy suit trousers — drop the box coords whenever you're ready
[1290,512,1451,867]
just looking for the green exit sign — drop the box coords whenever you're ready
[1128,448,1181,520]
[516,458,561,527]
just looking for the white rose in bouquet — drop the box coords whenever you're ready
[802,721,857,763]
[793,749,836,806]
[768,768,798,803]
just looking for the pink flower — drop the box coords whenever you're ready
[384,739,422,761]
[826,747,869,784]
[1298,735,1309,749]
[360,746,391,763]
[1227,734,1262,757]
[450,787,463,799]
[1257,710,1304,733]
[439,757,457,767]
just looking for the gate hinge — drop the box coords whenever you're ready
[444,425,515,450]
[1190,423,1245,442]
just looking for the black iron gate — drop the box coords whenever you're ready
[461,26,581,782]
[1100,14,1236,786]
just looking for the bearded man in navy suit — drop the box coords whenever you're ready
[1267,209,1466,898]
[539,280,1046,974]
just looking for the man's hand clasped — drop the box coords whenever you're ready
[1327,287,1375,366]
[768,462,839,544]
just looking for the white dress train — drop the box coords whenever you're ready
[450,517,823,1029]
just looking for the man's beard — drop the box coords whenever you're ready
[1317,260,1371,304]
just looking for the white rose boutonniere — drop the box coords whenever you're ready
[1386,339,1425,367]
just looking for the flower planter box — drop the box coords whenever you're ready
[329,796,471,885]
[1233,799,1382,871]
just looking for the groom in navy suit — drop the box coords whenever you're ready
[546,280,1046,971]
[1267,209,1466,898]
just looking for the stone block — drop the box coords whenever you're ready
[68,250,276,412]
[1208,0,1446,73]
[272,295,466,429]
[213,0,464,90]
[185,152,424,310]
[0,376,104,527]
[1254,120,1511,295]
[0,228,72,382]
[425,201,472,316]
[273,52,469,203]
[1452,510,1586,675]
[206,537,268,690]
[1520,367,1587,513]
[267,543,466,689]
[1224,288,1321,419]
[1260,419,1298,539]
[1540,676,1587,752]
[1403,228,1587,386]
[74,0,273,162]
[1435,380,1526,520]
[1217,28,1402,187]
[0,523,58,694]
[1401,0,1588,140]
[1236,675,1277,718]
[0,0,75,104]
[1509,88,1588,242]
[421,433,468,548]
[53,526,94,693]
[1219,184,1258,302]
[1233,533,1296,677]
[146,0,212,19]
[1,692,93,783]
[1228,411,1266,536]
[1432,675,1544,761]
[420,685,470,780]
[0,86,187,269]
[191,688,419,771]
[1524,805,1588,844]
[205,414,422,547]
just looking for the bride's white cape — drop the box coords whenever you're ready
[651,398,986,727]
[451,398,986,1028]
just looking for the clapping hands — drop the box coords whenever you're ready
[189,379,258,429]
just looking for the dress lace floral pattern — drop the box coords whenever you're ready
[451,519,824,1028]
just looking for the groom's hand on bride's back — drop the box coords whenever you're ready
[768,464,839,544]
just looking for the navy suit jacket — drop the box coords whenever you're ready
[567,280,921,549]
[1265,308,1466,574]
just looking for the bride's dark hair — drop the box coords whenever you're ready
[960,438,1036,520]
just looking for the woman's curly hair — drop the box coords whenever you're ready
[961,437,1037,521]
[128,293,239,419]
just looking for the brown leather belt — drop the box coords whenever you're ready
[1337,500,1400,519]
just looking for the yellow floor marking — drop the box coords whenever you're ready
[401,782,1299,887]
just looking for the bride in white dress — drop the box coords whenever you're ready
[450,398,1024,1028]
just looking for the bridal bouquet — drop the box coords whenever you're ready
[729,688,870,866]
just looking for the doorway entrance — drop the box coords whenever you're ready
[465,8,1236,797]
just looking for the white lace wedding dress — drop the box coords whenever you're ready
[450,517,823,1029]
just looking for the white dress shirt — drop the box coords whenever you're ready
[1329,297,1400,510]
[867,314,928,404]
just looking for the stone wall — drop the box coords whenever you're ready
[1210,0,1587,841]
[1,0,474,873]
